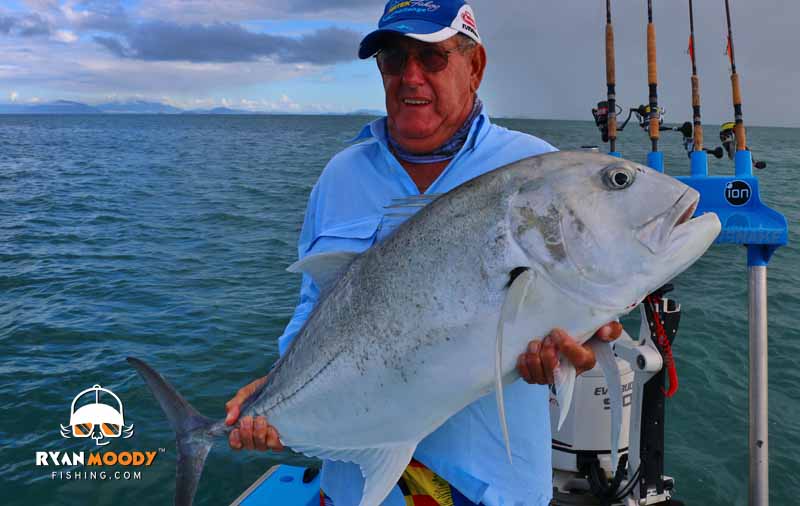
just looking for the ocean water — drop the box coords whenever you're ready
[0,114,797,506]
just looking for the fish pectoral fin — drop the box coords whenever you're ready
[495,268,537,464]
[287,251,359,293]
[590,338,622,470]
[289,442,416,506]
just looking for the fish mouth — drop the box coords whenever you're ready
[670,191,699,232]
[635,189,700,254]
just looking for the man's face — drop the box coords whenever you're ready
[379,35,486,154]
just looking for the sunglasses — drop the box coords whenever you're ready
[376,45,464,76]
[72,422,121,437]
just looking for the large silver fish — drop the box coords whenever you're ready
[128,151,720,506]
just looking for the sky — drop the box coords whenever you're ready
[1,0,797,126]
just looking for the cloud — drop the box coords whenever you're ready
[92,35,128,56]
[134,0,381,24]
[92,21,362,64]
[0,13,52,37]
[19,13,52,36]
[53,29,77,43]
[61,0,131,32]
[287,0,382,14]
[0,16,16,34]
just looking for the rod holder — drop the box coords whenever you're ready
[647,151,664,172]
[690,150,708,177]
[736,149,753,177]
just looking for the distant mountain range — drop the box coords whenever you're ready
[0,99,385,116]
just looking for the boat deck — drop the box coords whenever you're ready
[231,465,321,506]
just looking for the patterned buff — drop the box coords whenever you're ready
[388,97,484,164]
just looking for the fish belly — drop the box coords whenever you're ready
[268,309,502,449]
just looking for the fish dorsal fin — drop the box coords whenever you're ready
[289,442,416,506]
[287,251,359,293]
[495,268,537,464]
[589,338,622,470]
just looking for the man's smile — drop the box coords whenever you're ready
[402,98,432,106]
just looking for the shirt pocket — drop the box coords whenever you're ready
[305,215,384,256]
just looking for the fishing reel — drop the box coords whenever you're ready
[591,103,673,144]
[720,122,767,169]
[632,104,670,132]
[673,121,724,159]
[592,101,615,143]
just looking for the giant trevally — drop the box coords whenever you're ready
[128,151,720,506]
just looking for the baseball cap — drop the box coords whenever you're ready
[358,0,482,59]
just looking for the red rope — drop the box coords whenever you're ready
[647,294,678,397]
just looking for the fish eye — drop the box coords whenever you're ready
[603,165,635,190]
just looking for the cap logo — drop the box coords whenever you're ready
[387,0,441,16]
[461,10,476,29]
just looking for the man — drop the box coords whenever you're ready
[225,1,621,504]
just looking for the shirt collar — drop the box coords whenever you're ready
[347,111,491,154]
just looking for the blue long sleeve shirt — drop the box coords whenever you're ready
[277,111,558,506]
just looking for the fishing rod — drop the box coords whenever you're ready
[718,1,767,170]
[605,0,618,155]
[688,0,703,154]
[677,0,724,172]
[724,0,746,156]
[645,0,663,171]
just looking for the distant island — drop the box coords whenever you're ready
[0,99,386,116]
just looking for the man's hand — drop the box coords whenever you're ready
[516,322,623,385]
[225,376,284,452]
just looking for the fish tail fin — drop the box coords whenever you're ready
[554,361,576,430]
[127,357,216,506]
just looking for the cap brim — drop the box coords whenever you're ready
[358,20,458,59]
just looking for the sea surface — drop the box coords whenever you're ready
[1,114,797,506]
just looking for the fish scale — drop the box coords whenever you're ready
[128,151,720,506]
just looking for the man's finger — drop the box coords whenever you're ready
[225,405,240,426]
[594,321,623,342]
[517,353,533,383]
[254,418,269,452]
[239,416,255,450]
[540,334,560,385]
[267,427,284,452]
[524,340,547,385]
[229,429,242,451]
[561,340,597,374]
[557,334,596,374]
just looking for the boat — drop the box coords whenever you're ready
[230,465,321,506]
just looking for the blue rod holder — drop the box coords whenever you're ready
[747,244,779,267]
[690,150,708,177]
[735,149,753,177]
[609,151,621,158]
[647,151,664,172]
